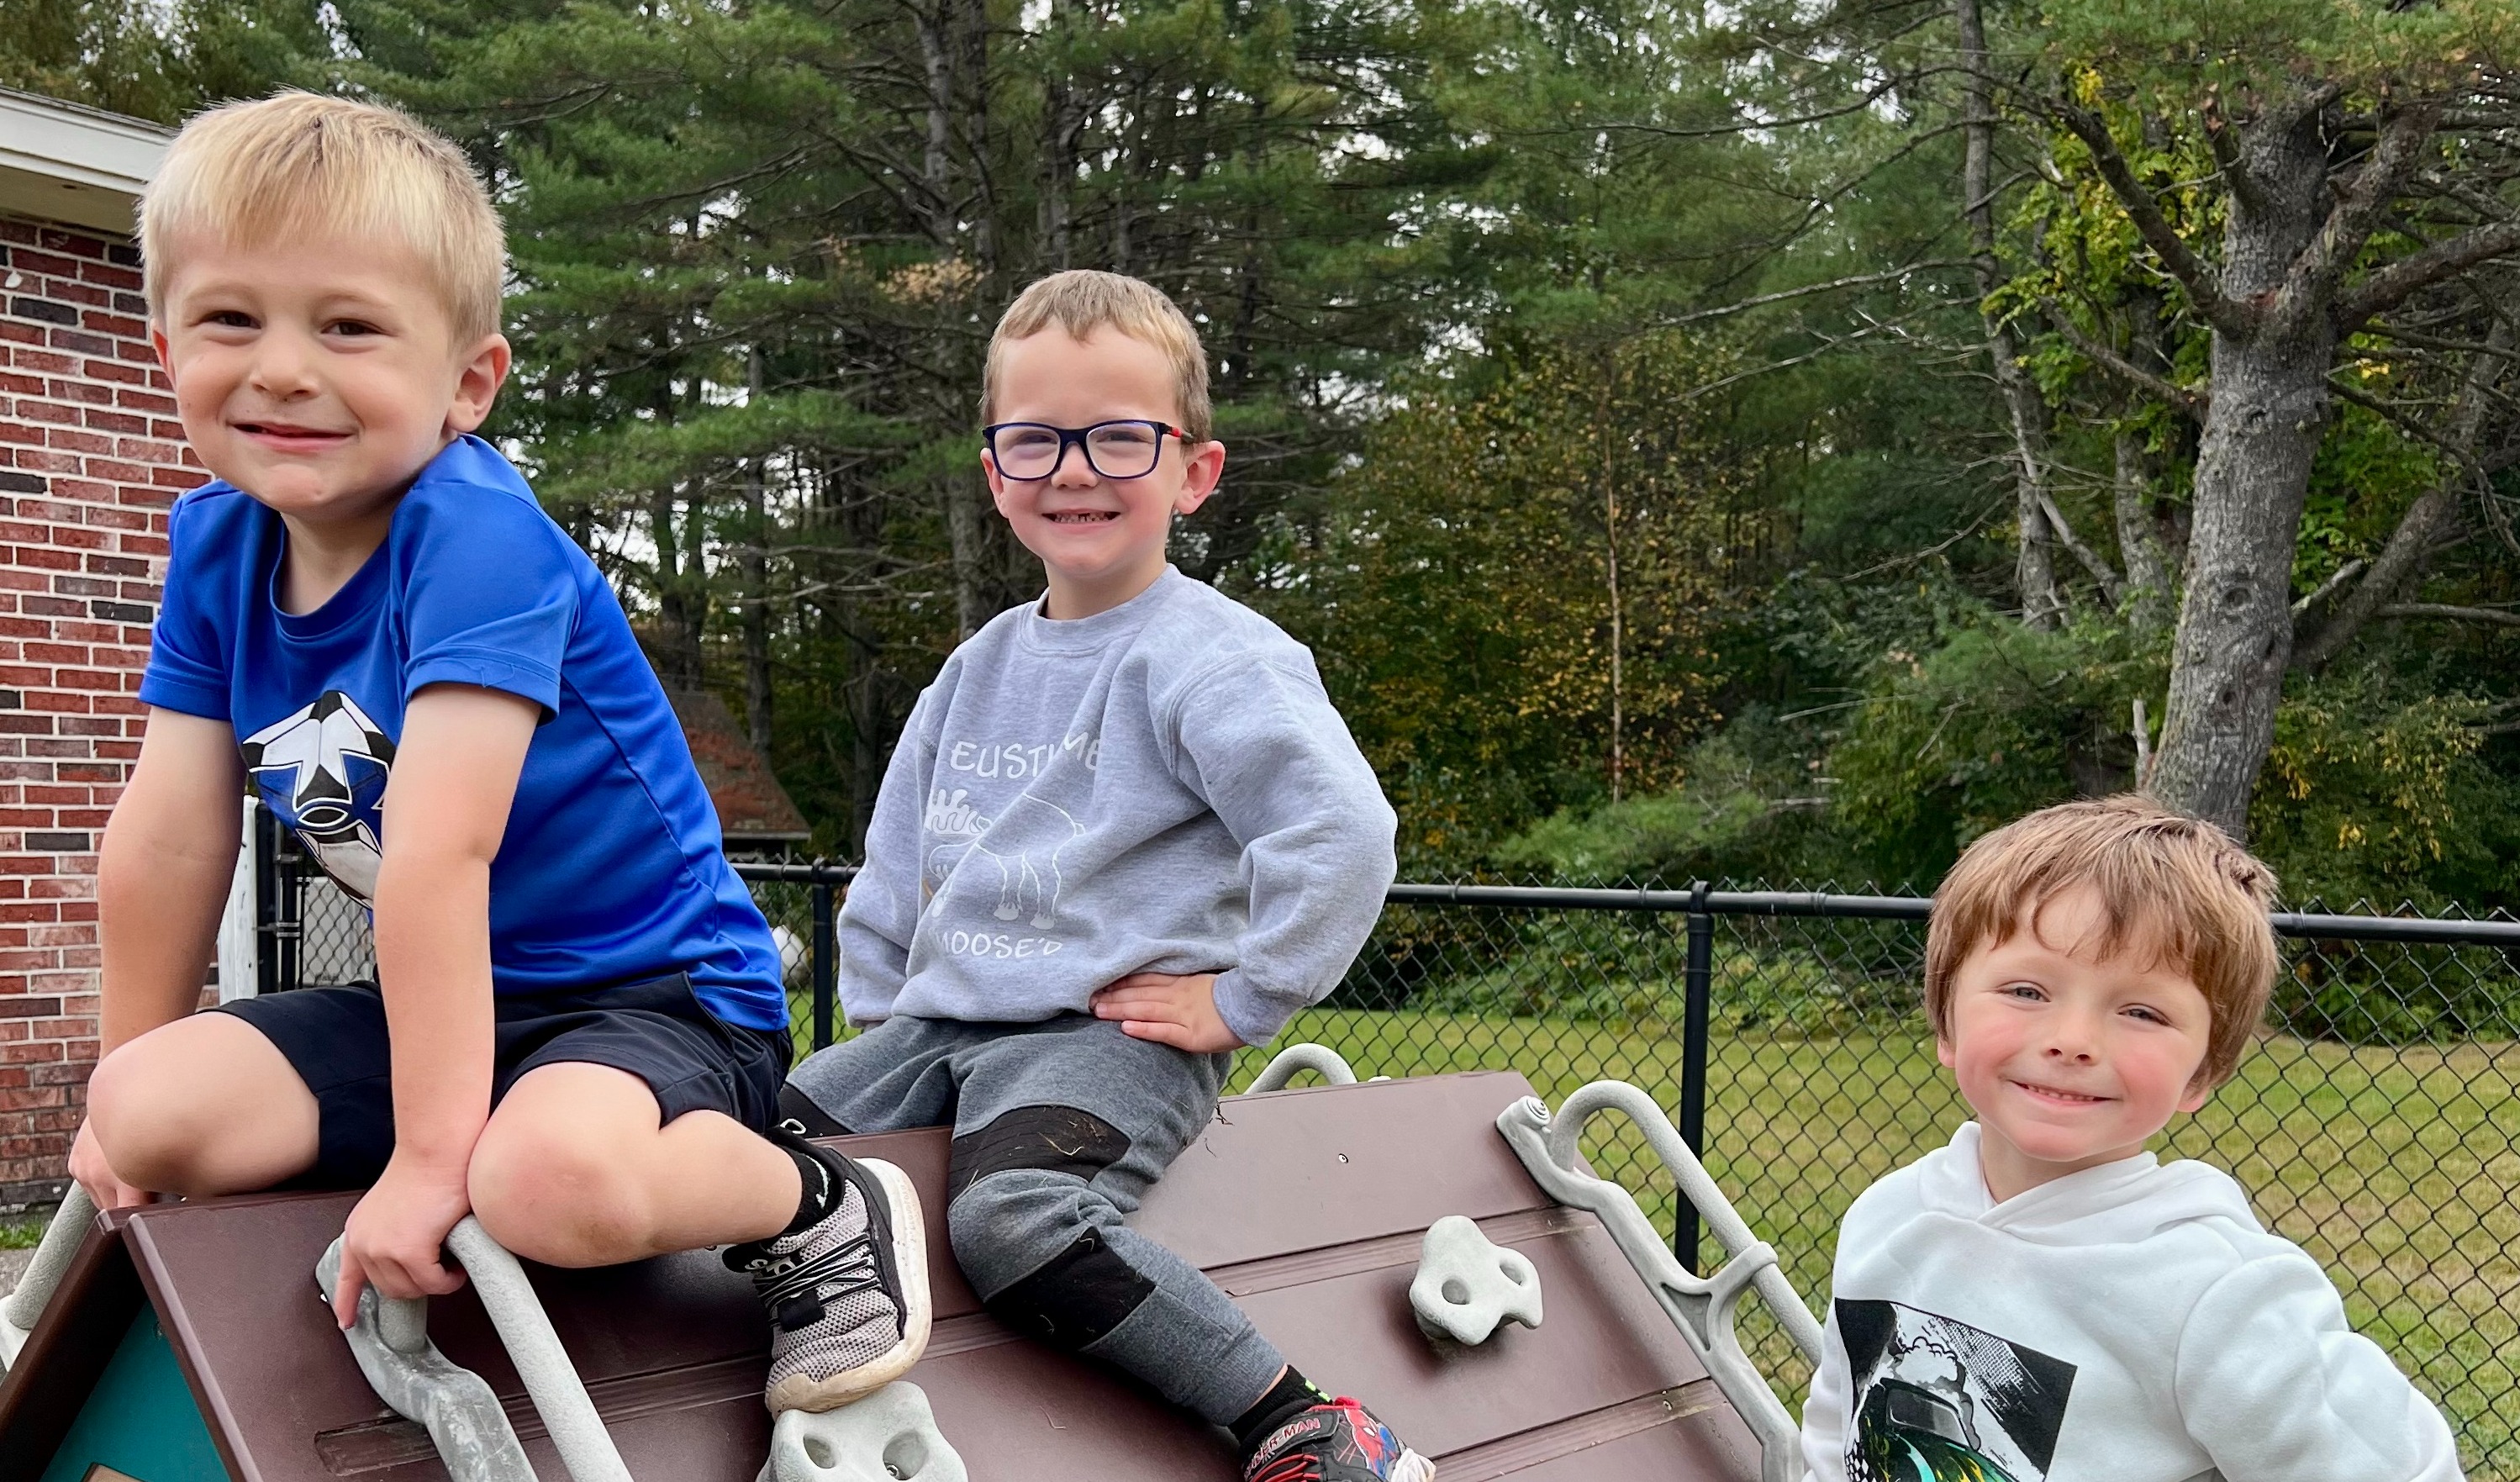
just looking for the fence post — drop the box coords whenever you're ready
[1677,878,1713,1274]
[252,804,303,995]
[809,879,836,1051]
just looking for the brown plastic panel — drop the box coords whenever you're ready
[100,1072,1756,1482]
[1133,1071,1560,1265]
[0,1207,145,1482]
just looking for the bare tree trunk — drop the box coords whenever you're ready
[946,467,1002,637]
[2113,430,2174,631]
[962,0,993,274]
[1603,422,1625,804]
[741,349,773,754]
[1959,0,2063,628]
[2148,106,2336,836]
[1043,0,1076,271]
[650,484,708,689]
[916,0,955,245]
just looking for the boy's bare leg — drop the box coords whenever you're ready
[83,1012,319,1198]
[465,1062,799,1267]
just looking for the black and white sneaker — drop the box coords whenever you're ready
[726,1148,932,1412]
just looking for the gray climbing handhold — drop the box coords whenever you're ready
[1408,1214,1542,1345]
[757,1382,967,1482]
[315,1237,540,1482]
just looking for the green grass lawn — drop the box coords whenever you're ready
[1246,1009,2520,1482]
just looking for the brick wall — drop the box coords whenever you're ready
[0,208,203,1206]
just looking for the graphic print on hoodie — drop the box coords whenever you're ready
[1839,1297,2077,1482]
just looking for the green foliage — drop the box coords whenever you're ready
[2032,0,2520,92]
[0,0,323,121]
[1492,715,1862,885]
[16,0,2515,916]
[2253,667,2520,910]
[1259,330,1759,868]
[1830,611,2168,883]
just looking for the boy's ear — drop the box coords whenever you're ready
[1172,437,1226,515]
[2176,1066,2216,1115]
[151,325,172,375]
[982,448,1015,516]
[445,333,512,436]
[1935,1036,1958,1071]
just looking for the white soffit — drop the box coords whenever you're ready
[0,87,169,236]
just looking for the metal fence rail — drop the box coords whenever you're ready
[263,848,2520,1479]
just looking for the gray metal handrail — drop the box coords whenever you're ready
[0,1184,97,1371]
[1498,1081,1822,1482]
[1242,1042,1360,1093]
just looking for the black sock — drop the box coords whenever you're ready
[778,1138,841,1236]
[1231,1366,1324,1458]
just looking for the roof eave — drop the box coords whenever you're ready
[0,87,171,236]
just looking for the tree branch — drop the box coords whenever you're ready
[2281,98,2449,330]
[2337,216,2520,329]
[1653,259,1973,330]
[2051,99,2254,337]
[2039,489,2124,602]
[2042,304,2207,416]
[2377,603,2520,628]
[2296,319,2510,672]
[2199,91,2269,220]
[2291,558,2367,618]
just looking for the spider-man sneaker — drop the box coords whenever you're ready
[725,1148,932,1412]
[1245,1396,1437,1482]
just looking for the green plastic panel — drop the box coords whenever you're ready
[39,1309,226,1482]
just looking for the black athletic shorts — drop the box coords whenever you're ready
[213,971,792,1189]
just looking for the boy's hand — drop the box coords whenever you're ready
[331,1152,474,1328]
[1091,972,1245,1052]
[67,1119,152,1213]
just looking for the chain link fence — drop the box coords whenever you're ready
[262,842,2520,1478]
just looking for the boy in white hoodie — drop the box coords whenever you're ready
[1799,795,2463,1482]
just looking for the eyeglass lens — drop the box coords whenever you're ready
[994,423,1165,479]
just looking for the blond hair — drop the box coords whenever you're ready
[1924,795,2280,1089]
[142,92,505,345]
[983,270,1212,441]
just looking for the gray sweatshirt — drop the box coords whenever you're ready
[836,567,1399,1045]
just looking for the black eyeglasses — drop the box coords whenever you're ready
[983,420,1180,481]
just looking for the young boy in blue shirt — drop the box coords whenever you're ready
[783,271,1433,1481]
[68,92,932,1415]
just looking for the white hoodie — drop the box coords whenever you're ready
[1799,1123,2462,1482]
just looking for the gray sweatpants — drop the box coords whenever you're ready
[783,1014,1286,1425]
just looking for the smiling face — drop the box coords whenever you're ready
[1937,883,2217,1202]
[983,325,1224,619]
[153,229,509,565]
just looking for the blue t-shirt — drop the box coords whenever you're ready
[140,435,787,1030]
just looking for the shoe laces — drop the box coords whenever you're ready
[738,1205,883,1316]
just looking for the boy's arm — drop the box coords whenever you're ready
[1160,657,1397,1048]
[2178,1247,2464,1481]
[330,683,538,1326]
[833,695,938,1026]
[71,709,245,1208]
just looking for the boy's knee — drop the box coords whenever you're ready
[467,1120,651,1266]
[948,1172,1153,1351]
[86,1041,206,1189]
[942,1105,1131,1276]
[947,1179,1154,1351]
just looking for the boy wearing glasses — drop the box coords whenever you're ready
[783,272,1427,1481]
